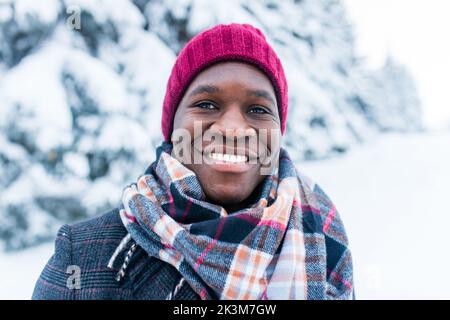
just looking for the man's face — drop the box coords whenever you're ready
[172,61,281,212]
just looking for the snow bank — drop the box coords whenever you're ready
[300,131,450,299]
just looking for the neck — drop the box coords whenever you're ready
[217,181,265,214]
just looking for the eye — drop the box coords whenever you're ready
[194,102,217,110]
[248,106,269,114]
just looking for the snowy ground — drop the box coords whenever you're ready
[1,131,449,300]
[300,130,450,299]
[0,242,53,299]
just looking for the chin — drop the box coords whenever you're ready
[206,186,251,206]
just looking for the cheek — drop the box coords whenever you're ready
[173,113,191,132]
[172,114,197,147]
[173,113,210,137]
[266,131,281,151]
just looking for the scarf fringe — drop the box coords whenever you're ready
[107,233,138,282]
[166,276,186,300]
[107,233,131,269]
[108,233,187,299]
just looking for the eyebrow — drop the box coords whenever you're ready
[246,89,276,106]
[188,84,276,106]
[188,84,221,97]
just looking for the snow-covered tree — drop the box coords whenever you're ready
[0,0,422,250]
[352,55,423,131]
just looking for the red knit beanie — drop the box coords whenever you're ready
[161,23,289,141]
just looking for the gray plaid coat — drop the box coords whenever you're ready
[32,208,200,300]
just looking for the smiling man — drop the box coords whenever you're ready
[33,23,354,300]
[172,61,281,213]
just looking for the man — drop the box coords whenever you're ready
[33,23,354,300]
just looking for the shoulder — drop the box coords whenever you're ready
[66,207,129,268]
[32,208,129,299]
[70,206,123,230]
[33,208,200,300]
[68,207,126,245]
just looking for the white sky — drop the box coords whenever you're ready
[343,0,450,129]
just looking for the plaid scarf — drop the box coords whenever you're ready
[119,141,354,300]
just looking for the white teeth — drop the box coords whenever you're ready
[208,153,247,163]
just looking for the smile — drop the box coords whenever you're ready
[208,152,248,163]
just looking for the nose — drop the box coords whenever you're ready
[209,106,255,138]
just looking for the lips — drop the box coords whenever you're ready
[190,144,260,173]
[208,152,247,163]
[202,145,259,163]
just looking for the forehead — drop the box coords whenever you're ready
[186,61,275,94]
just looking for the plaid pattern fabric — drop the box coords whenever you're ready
[32,208,201,300]
[120,141,354,300]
